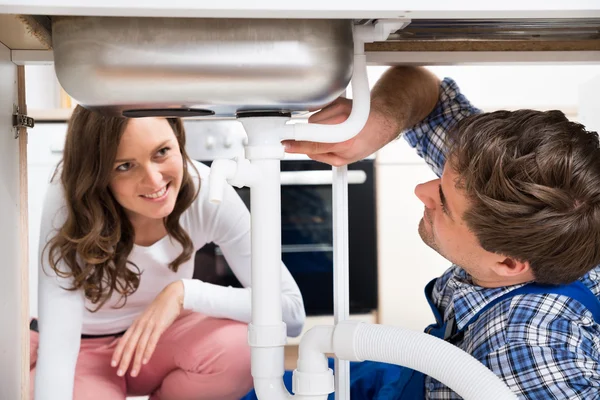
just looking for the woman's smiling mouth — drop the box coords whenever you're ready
[141,183,170,200]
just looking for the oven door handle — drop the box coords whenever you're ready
[280,170,367,185]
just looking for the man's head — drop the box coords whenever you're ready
[415,110,600,287]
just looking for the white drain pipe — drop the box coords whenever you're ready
[211,116,335,400]
[207,20,517,400]
[332,163,351,399]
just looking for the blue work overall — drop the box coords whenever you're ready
[242,278,600,400]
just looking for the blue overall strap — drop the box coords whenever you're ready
[424,278,449,339]
[454,279,600,338]
[424,279,444,324]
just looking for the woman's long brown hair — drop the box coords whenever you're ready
[46,106,200,310]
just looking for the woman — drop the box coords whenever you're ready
[30,106,306,400]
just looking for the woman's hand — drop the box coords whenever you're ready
[111,280,185,377]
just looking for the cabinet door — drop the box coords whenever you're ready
[0,49,23,400]
[376,143,450,329]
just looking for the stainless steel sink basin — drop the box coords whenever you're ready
[51,17,354,117]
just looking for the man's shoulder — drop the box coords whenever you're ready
[500,267,600,330]
[475,288,600,344]
[463,288,600,372]
[462,290,600,400]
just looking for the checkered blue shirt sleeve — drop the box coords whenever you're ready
[402,77,481,177]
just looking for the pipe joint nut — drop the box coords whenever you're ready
[245,145,285,160]
[292,368,334,396]
[248,322,288,347]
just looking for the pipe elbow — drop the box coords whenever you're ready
[209,157,261,204]
[253,378,294,400]
[287,54,370,143]
[291,325,335,398]
[229,157,259,188]
[297,325,334,373]
[208,159,237,204]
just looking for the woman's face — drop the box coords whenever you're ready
[109,118,184,224]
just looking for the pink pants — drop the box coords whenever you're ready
[30,312,253,400]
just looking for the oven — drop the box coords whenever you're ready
[185,120,378,316]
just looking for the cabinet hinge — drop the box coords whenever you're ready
[13,105,34,138]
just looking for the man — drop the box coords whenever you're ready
[284,66,600,399]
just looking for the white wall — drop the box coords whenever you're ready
[579,74,600,133]
[376,141,450,328]
[24,65,61,110]
[363,65,600,115]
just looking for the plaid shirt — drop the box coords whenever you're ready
[402,78,600,399]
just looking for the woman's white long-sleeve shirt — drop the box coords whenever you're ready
[35,160,306,400]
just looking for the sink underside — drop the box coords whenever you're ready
[4,15,599,117]
[51,17,354,117]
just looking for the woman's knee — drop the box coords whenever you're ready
[187,319,251,372]
[214,320,251,363]
[73,378,127,400]
[208,321,252,393]
[160,319,253,400]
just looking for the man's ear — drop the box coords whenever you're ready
[493,257,531,278]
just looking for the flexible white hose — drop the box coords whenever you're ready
[334,322,517,400]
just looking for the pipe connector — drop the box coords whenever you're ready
[208,159,237,204]
[332,320,363,362]
[353,19,411,55]
[245,145,285,161]
[208,157,259,203]
[293,325,336,397]
[297,325,334,372]
[229,157,259,188]
[248,322,288,348]
[281,19,412,145]
[292,368,334,397]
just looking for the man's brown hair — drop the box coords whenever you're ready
[448,110,600,284]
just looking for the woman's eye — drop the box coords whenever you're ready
[156,147,170,157]
[116,163,131,172]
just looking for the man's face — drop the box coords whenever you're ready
[414,165,509,286]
